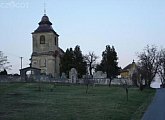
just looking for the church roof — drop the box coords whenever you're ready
[121,60,136,72]
[32,14,59,36]
[121,64,132,72]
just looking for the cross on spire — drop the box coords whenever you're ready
[44,1,46,15]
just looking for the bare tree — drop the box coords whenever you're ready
[120,79,129,101]
[135,64,146,91]
[158,48,165,87]
[0,51,11,71]
[84,52,98,76]
[137,45,160,87]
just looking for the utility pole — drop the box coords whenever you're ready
[20,57,23,69]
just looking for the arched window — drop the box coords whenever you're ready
[40,35,45,44]
[55,37,57,45]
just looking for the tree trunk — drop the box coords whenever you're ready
[108,77,112,87]
[89,68,92,76]
[126,87,128,101]
[86,84,89,94]
[148,78,152,88]
[89,64,92,76]
[139,82,143,91]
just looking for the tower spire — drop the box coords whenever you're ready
[44,1,46,15]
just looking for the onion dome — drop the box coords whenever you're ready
[33,14,59,36]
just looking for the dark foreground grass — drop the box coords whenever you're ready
[0,83,155,120]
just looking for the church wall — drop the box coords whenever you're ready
[31,32,60,78]
[32,55,59,77]
[32,32,59,53]
[55,56,60,78]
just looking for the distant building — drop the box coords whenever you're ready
[120,60,137,79]
[31,14,64,78]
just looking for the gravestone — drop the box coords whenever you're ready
[61,72,67,79]
[93,71,107,78]
[69,68,78,83]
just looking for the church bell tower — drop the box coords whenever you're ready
[31,14,61,78]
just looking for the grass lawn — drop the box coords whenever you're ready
[0,83,155,120]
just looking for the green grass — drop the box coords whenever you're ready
[0,83,155,120]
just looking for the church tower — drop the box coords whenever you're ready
[31,14,61,78]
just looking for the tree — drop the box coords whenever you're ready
[84,52,98,76]
[96,45,120,86]
[60,48,75,78]
[158,48,165,86]
[137,45,160,87]
[0,69,7,75]
[60,45,87,78]
[0,51,11,72]
[131,71,139,87]
[132,64,144,90]
[74,45,87,78]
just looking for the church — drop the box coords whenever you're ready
[31,13,63,78]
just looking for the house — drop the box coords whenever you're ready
[120,60,137,79]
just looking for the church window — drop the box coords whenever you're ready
[40,35,45,44]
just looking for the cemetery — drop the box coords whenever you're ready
[0,64,156,120]
[0,5,163,119]
[0,67,133,86]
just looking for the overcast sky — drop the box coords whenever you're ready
[1,0,165,74]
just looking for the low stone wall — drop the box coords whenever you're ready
[112,78,133,85]
[69,78,133,85]
[0,75,133,86]
[0,75,21,82]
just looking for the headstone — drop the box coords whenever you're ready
[93,71,107,78]
[61,72,67,79]
[69,68,77,83]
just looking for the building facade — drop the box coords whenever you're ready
[31,14,63,78]
[120,60,137,79]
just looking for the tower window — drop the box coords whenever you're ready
[40,35,45,44]
[55,37,57,45]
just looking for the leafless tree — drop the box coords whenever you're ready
[158,48,165,86]
[120,79,129,101]
[83,75,93,94]
[137,45,160,87]
[0,51,11,71]
[135,64,146,91]
[84,52,98,76]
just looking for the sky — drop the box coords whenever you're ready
[1,0,165,74]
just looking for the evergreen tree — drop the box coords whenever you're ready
[96,45,120,86]
[60,45,87,78]
[60,48,75,78]
[74,45,87,78]
[0,69,7,75]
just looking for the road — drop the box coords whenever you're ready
[142,88,165,120]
